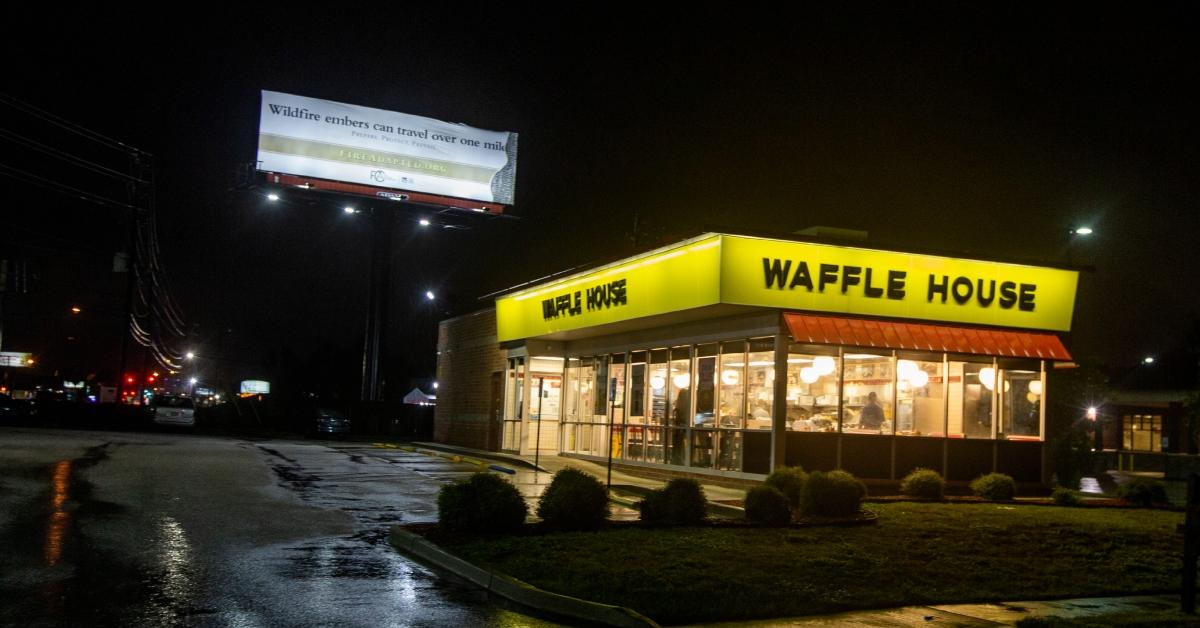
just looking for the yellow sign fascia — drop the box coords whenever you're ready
[495,235,723,342]
[495,233,1079,342]
[719,234,1078,331]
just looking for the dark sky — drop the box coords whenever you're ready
[3,5,1197,396]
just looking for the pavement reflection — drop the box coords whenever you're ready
[44,459,71,567]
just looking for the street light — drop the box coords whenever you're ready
[70,306,81,314]
[1071,227,1094,236]
[425,291,435,301]
[1143,356,1155,364]
[418,218,431,227]
[186,351,195,360]
[343,206,356,214]
[267,193,280,202]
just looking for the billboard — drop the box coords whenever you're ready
[256,90,518,206]
[239,380,271,395]
[0,352,32,367]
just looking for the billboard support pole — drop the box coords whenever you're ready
[361,206,393,402]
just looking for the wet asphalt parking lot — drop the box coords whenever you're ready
[0,427,560,627]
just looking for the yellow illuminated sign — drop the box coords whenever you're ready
[496,234,1078,341]
[720,235,1077,332]
[496,235,722,341]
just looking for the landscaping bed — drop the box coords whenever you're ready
[419,502,1186,625]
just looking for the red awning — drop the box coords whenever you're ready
[783,313,1072,361]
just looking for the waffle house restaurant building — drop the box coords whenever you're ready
[435,233,1079,484]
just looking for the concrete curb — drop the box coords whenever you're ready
[389,526,659,627]
[392,444,520,475]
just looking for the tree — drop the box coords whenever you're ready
[1046,361,1110,489]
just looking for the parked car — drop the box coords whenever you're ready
[311,407,351,439]
[150,395,196,428]
[0,393,32,423]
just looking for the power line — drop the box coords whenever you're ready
[0,162,140,211]
[0,92,150,157]
[0,127,148,185]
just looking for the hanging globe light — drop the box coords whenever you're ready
[910,369,929,388]
[800,367,819,384]
[978,367,996,391]
[1027,380,1043,396]
[721,369,740,386]
[813,356,836,376]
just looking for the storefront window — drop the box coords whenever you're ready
[843,353,894,434]
[745,338,775,431]
[1001,369,1041,439]
[692,430,714,467]
[1124,414,1162,452]
[786,349,840,432]
[626,352,647,461]
[718,341,746,429]
[896,358,944,437]
[609,354,626,459]
[717,431,742,471]
[694,344,718,428]
[957,362,994,439]
[649,349,668,426]
[592,358,608,421]
[667,347,691,465]
[646,349,668,464]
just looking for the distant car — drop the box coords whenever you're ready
[150,395,196,427]
[0,393,31,422]
[311,407,351,438]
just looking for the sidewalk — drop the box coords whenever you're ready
[690,594,1183,627]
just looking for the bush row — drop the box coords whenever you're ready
[745,466,868,524]
[436,466,1174,534]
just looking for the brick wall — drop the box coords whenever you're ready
[434,308,507,450]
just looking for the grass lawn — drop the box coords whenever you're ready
[434,503,1186,625]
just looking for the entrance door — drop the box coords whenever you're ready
[528,373,562,453]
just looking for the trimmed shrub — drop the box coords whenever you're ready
[639,478,708,525]
[536,468,609,531]
[437,472,528,534]
[1051,486,1080,506]
[800,470,866,517]
[900,468,945,499]
[1116,476,1169,507]
[637,489,668,524]
[745,485,791,525]
[765,466,807,512]
[971,473,1017,501]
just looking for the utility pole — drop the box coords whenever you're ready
[361,206,394,402]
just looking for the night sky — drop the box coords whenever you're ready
[3,6,1197,397]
